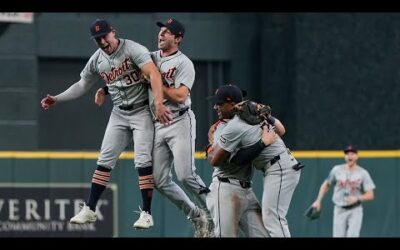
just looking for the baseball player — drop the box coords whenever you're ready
[205,86,268,237]
[96,18,213,237]
[207,85,302,237]
[40,19,171,228]
[311,145,376,237]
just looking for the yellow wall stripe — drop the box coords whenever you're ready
[0,151,399,159]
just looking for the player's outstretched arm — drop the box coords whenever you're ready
[40,78,95,110]
[141,62,172,125]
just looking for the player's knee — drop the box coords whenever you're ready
[153,176,168,190]
[176,171,192,183]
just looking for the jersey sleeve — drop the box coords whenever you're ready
[362,170,376,192]
[127,40,153,68]
[174,58,195,90]
[326,167,337,186]
[218,120,244,153]
[80,52,101,82]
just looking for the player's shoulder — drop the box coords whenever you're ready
[176,51,194,65]
[225,116,251,131]
[87,49,102,62]
[355,165,370,174]
[331,164,346,172]
[123,39,150,51]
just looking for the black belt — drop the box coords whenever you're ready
[217,176,251,189]
[340,202,361,210]
[118,100,149,111]
[177,107,189,116]
[270,155,281,166]
[262,154,305,173]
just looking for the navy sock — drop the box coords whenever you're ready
[138,166,154,214]
[87,166,111,211]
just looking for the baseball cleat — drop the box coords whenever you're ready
[69,203,97,224]
[191,210,209,237]
[133,208,154,229]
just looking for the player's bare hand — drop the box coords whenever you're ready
[312,201,321,211]
[345,195,359,205]
[95,88,105,106]
[41,94,57,110]
[261,125,278,145]
[155,103,172,125]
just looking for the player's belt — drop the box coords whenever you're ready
[340,202,361,210]
[217,176,251,189]
[178,107,189,116]
[262,149,305,173]
[118,100,149,111]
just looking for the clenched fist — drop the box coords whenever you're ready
[41,94,57,110]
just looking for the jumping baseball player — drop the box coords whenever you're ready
[40,19,171,228]
[207,85,302,237]
[96,18,213,237]
[311,145,376,237]
[205,87,268,237]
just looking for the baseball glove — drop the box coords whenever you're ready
[233,100,272,125]
[304,205,321,220]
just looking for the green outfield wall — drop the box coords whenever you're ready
[0,151,398,237]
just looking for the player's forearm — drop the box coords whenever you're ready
[208,145,231,166]
[149,71,164,106]
[162,86,187,104]
[359,190,374,202]
[230,140,267,166]
[272,118,285,136]
[316,181,330,202]
[56,78,94,102]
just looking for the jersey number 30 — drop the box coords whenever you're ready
[123,71,141,85]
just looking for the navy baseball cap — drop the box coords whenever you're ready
[156,18,185,37]
[344,145,358,154]
[207,84,247,104]
[90,19,112,39]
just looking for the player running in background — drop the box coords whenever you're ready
[311,145,375,237]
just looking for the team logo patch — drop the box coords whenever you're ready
[95,25,100,32]
[220,136,227,144]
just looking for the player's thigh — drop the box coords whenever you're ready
[152,141,174,185]
[333,207,348,237]
[169,120,196,178]
[131,108,155,168]
[347,207,363,237]
[212,182,243,237]
[240,190,268,237]
[263,163,300,216]
[98,112,132,168]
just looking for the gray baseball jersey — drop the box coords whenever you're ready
[218,115,301,237]
[149,50,210,221]
[81,38,155,169]
[206,120,268,237]
[148,50,194,116]
[326,164,376,237]
[212,120,254,182]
